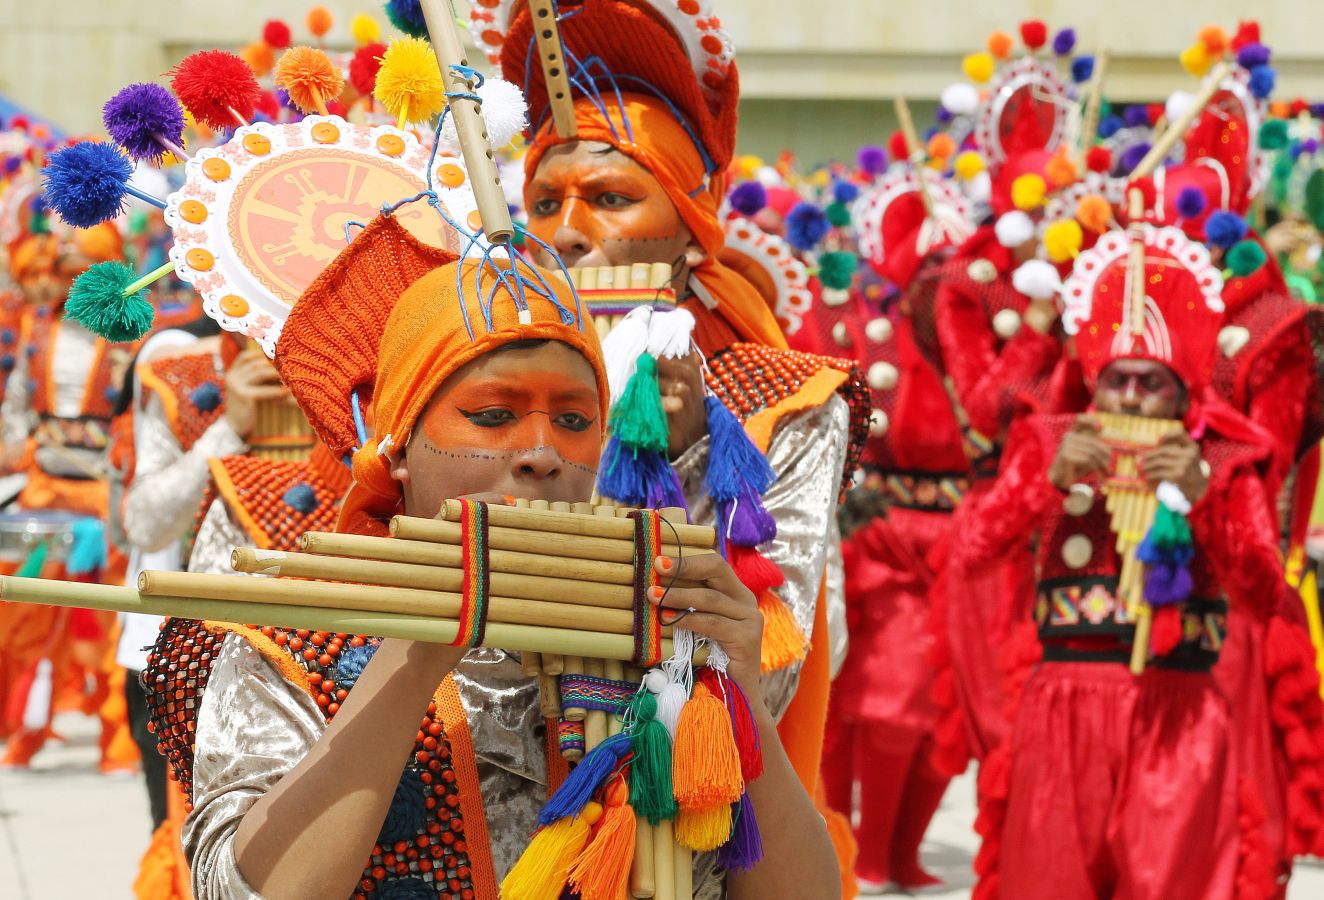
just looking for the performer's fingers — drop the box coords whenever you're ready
[657,552,754,608]
[649,583,755,625]
[1072,414,1101,434]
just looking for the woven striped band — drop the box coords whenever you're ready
[452,499,491,647]
[559,674,636,714]
[557,719,586,756]
[628,509,664,667]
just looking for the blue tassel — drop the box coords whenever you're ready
[597,437,686,510]
[703,397,775,501]
[66,518,107,577]
[538,732,632,825]
[717,794,763,872]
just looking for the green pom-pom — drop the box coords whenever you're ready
[825,202,852,228]
[608,353,668,452]
[1259,119,1289,151]
[628,690,677,824]
[1226,239,1267,277]
[1305,169,1324,232]
[818,251,857,290]
[1147,502,1192,547]
[65,261,155,342]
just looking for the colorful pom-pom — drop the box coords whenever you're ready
[102,84,186,164]
[351,13,382,46]
[1071,56,1095,83]
[1011,173,1047,211]
[1011,259,1063,301]
[1197,25,1229,56]
[374,37,445,126]
[1124,105,1150,128]
[1076,194,1113,233]
[1248,66,1275,101]
[1098,115,1123,139]
[995,210,1035,248]
[65,261,155,342]
[1118,143,1151,175]
[1237,42,1271,69]
[171,51,262,130]
[962,52,996,84]
[1205,210,1249,249]
[1180,42,1214,77]
[275,47,345,115]
[1085,146,1112,174]
[927,132,956,160]
[1045,153,1078,189]
[728,180,767,216]
[306,6,334,38]
[1043,219,1084,263]
[41,141,133,227]
[1176,186,1208,219]
[241,41,276,78]
[986,32,1013,61]
[1052,28,1077,56]
[350,43,386,96]
[385,0,429,39]
[1231,21,1261,53]
[832,180,860,205]
[940,83,980,117]
[262,19,292,49]
[825,202,852,228]
[1227,239,1267,276]
[1020,20,1048,51]
[857,145,888,175]
[818,251,857,291]
[785,202,830,251]
[954,151,985,180]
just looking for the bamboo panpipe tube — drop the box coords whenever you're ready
[542,654,565,676]
[391,516,704,565]
[561,656,587,722]
[520,650,542,679]
[673,842,693,900]
[584,657,608,749]
[538,668,562,719]
[632,820,657,898]
[234,546,674,612]
[437,499,714,547]
[652,820,676,900]
[1130,607,1153,675]
[1076,50,1109,164]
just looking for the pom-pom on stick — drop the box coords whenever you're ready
[785,202,829,251]
[307,6,335,42]
[65,260,173,342]
[728,181,766,216]
[351,13,382,46]
[42,141,163,227]
[263,19,293,49]
[275,47,345,116]
[172,51,262,130]
[385,0,430,39]
[350,43,387,97]
[242,41,276,78]
[374,37,446,128]
[103,84,189,164]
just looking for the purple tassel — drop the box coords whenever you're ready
[721,482,777,548]
[643,459,688,512]
[1142,562,1195,607]
[717,794,763,872]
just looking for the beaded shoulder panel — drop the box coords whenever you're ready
[0,289,23,406]
[704,342,868,496]
[139,353,226,452]
[208,455,348,551]
[143,622,489,898]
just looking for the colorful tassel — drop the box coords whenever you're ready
[703,396,776,500]
[674,802,734,852]
[568,779,636,900]
[628,689,678,824]
[701,668,763,783]
[721,482,778,548]
[1137,483,1195,607]
[597,435,685,509]
[15,540,49,578]
[728,545,785,596]
[609,353,669,453]
[717,794,764,872]
[539,732,632,825]
[500,806,597,900]
[672,681,744,810]
[757,589,810,672]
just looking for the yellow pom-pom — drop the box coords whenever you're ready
[962,52,996,85]
[987,31,1014,60]
[351,13,381,46]
[927,133,956,160]
[1180,42,1213,77]
[954,151,985,181]
[274,46,345,115]
[1075,194,1113,233]
[374,37,447,128]
[734,154,763,180]
[1043,220,1084,263]
[675,803,734,853]
[501,815,592,900]
[1045,153,1078,189]
[307,6,334,38]
[1011,173,1047,211]
[242,41,275,77]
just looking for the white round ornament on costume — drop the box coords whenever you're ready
[1218,325,1251,358]
[865,317,893,344]
[868,408,890,436]
[822,287,850,307]
[993,308,1023,339]
[1012,259,1063,301]
[832,322,851,347]
[868,362,899,391]
[995,211,1035,248]
[1061,534,1094,569]
[965,170,992,204]
[1165,90,1195,128]
[941,83,980,117]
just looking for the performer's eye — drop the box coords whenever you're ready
[596,192,637,209]
[553,412,594,432]
[529,198,561,216]
[458,408,516,427]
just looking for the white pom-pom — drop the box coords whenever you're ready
[1011,259,1063,301]
[1165,90,1194,128]
[966,170,992,204]
[832,321,851,346]
[440,77,528,151]
[867,361,899,391]
[755,165,783,188]
[940,83,980,117]
[1156,480,1192,515]
[868,408,889,436]
[995,211,1035,248]
[864,317,893,343]
[822,287,850,307]
[1218,324,1250,358]
[992,309,1022,339]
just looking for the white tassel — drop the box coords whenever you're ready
[22,658,53,732]
[645,308,697,361]
[653,629,695,738]
[600,307,653,403]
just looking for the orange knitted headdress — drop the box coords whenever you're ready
[276,214,608,536]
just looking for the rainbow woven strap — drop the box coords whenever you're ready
[453,499,491,647]
[557,719,586,756]
[629,509,664,666]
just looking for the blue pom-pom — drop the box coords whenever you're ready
[1098,115,1123,139]
[1071,56,1095,84]
[1123,105,1150,128]
[42,142,133,228]
[1248,65,1275,100]
[384,0,429,38]
[1052,28,1077,56]
[539,732,632,825]
[857,145,888,175]
[1237,42,1271,69]
[377,768,428,845]
[1205,210,1248,249]
[375,877,436,900]
[104,385,120,405]
[282,482,318,514]
[703,396,776,502]
[103,83,186,164]
[189,381,221,412]
[1176,187,1207,219]
[1,329,13,344]
[1312,103,1324,120]
[332,641,378,689]
[832,180,860,205]
[1118,143,1150,175]
[728,181,767,216]
[1302,138,1321,157]
[785,202,829,251]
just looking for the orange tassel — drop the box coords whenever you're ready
[758,589,808,672]
[568,779,636,900]
[675,802,734,852]
[672,682,744,809]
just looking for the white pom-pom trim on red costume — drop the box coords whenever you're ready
[1011,259,1062,301]
[995,210,1035,248]
[941,83,980,117]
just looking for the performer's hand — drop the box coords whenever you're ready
[1024,298,1060,335]
[650,551,765,707]
[1048,414,1112,489]
[1142,431,1208,505]
[655,353,708,460]
[225,349,290,438]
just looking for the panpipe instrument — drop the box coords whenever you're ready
[553,263,677,342]
[1094,411,1185,674]
[249,396,317,461]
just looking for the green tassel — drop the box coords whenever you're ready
[628,690,678,825]
[65,261,155,342]
[15,541,49,578]
[608,354,669,453]
[1147,503,1192,548]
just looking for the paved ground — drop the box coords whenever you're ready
[1,711,1323,898]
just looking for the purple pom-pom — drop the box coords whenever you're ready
[1205,210,1248,249]
[103,83,186,163]
[785,202,829,251]
[833,180,860,204]
[1142,561,1195,606]
[1236,42,1271,69]
[2,157,20,175]
[935,106,955,124]
[41,141,133,228]
[1118,143,1151,174]
[728,180,767,216]
[1052,28,1077,56]
[1248,65,1275,100]
[857,145,888,175]
[1301,138,1321,157]
[1124,105,1150,128]
[1311,103,1324,120]
[1071,56,1095,84]
[1098,115,1123,139]
[1176,186,1207,219]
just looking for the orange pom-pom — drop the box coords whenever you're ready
[241,41,276,77]
[1197,25,1229,56]
[927,133,956,160]
[758,590,809,672]
[1075,194,1113,233]
[274,46,344,115]
[307,6,334,38]
[1045,152,1078,189]
[987,31,1014,60]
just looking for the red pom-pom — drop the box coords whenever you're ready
[1290,98,1310,117]
[349,43,386,96]
[10,116,28,132]
[325,100,347,118]
[888,130,910,163]
[1127,177,1158,216]
[263,19,292,49]
[253,91,280,122]
[1020,20,1048,50]
[1147,103,1165,126]
[1085,146,1113,173]
[1231,20,1261,52]
[171,50,263,130]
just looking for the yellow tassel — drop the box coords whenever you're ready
[500,804,599,900]
[675,803,734,852]
[569,780,636,900]
[672,683,744,809]
[758,589,809,672]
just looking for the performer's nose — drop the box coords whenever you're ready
[551,199,594,265]
[511,444,563,480]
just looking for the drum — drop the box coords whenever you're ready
[0,509,82,567]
